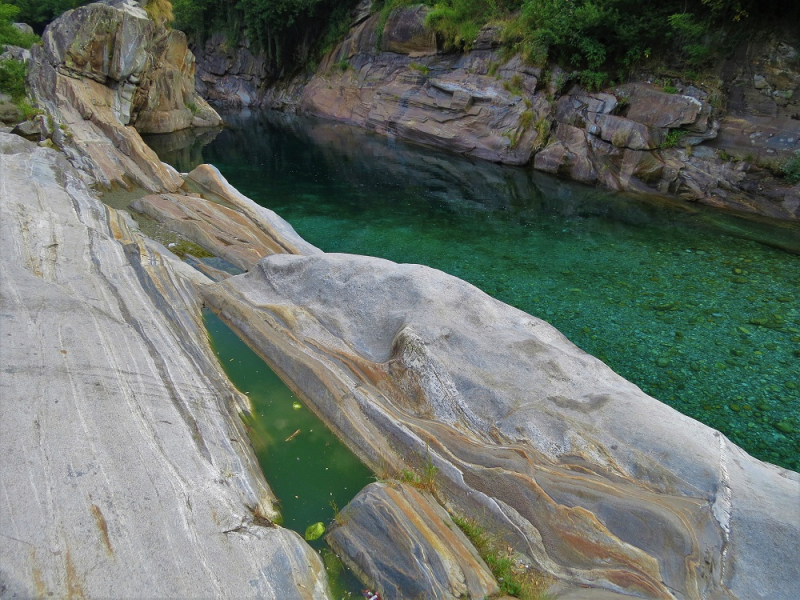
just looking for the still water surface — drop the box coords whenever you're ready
[147,111,800,473]
[204,310,370,596]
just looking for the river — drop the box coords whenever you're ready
[146,110,800,473]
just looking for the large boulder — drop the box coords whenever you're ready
[27,0,221,191]
[0,134,330,598]
[381,5,437,55]
[326,482,499,599]
[204,251,800,600]
[130,164,321,270]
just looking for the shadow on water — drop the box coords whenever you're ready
[148,110,799,471]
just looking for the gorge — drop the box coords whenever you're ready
[1,1,799,599]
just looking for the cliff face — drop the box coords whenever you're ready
[193,4,800,220]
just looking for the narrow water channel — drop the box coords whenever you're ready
[145,111,800,473]
[204,310,371,597]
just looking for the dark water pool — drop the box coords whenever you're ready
[147,111,799,472]
[204,310,370,597]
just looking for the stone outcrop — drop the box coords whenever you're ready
[131,164,321,271]
[326,482,499,599]
[202,250,800,600]
[192,6,799,219]
[27,0,221,192]
[0,134,330,598]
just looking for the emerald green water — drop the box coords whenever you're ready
[204,310,370,597]
[148,111,799,472]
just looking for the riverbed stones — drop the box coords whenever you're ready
[326,482,499,599]
[204,251,800,599]
[0,134,330,598]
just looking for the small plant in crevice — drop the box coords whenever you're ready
[660,129,688,149]
[503,73,524,96]
[533,116,551,151]
[398,446,439,494]
[333,58,351,72]
[408,61,430,75]
[781,150,800,184]
[450,513,553,599]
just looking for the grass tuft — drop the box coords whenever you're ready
[451,513,553,599]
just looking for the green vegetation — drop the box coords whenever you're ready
[451,513,552,599]
[409,61,430,74]
[0,3,39,46]
[398,451,439,494]
[660,129,688,149]
[782,151,800,184]
[304,521,326,540]
[5,0,86,33]
[333,57,351,71]
[173,0,359,70]
[0,57,27,100]
[167,238,214,259]
[373,0,797,88]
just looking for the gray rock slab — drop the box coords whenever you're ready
[204,251,800,599]
[326,482,498,599]
[0,134,330,598]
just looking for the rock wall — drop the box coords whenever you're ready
[193,5,800,220]
[27,0,221,192]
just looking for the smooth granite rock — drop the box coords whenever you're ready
[0,134,330,598]
[203,251,800,600]
[130,165,320,270]
[326,482,499,599]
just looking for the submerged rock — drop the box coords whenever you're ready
[0,134,330,598]
[326,482,499,600]
[203,251,800,599]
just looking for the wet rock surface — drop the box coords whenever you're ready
[204,250,800,600]
[326,482,498,600]
[0,134,330,598]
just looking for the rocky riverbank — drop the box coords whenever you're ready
[193,2,800,220]
[2,1,799,599]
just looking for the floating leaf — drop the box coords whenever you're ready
[304,522,325,541]
[292,401,302,410]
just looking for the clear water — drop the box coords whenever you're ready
[204,309,370,598]
[147,111,799,472]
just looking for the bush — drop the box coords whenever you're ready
[5,0,87,33]
[144,0,173,26]
[0,58,27,101]
[0,3,39,47]
[782,151,800,184]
